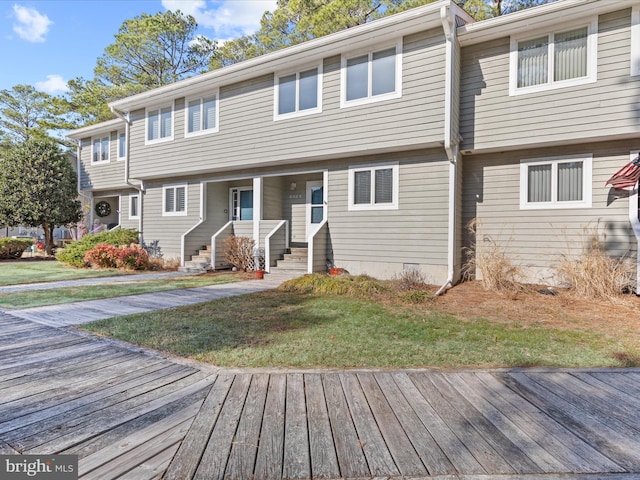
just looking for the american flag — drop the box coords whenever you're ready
[605,155,640,190]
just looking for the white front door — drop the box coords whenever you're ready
[306,181,324,240]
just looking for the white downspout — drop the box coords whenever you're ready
[436,4,458,296]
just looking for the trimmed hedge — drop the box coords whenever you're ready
[84,244,150,270]
[56,229,140,267]
[0,238,33,259]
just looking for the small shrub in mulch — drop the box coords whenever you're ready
[84,244,150,270]
[57,229,139,267]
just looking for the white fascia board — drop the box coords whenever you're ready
[457,0,639,46]
[109,0,452,113]
[67,118,125,139]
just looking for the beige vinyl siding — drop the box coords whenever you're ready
[79,133,126,191]
[140,182,201,261]
[263,177,284,220]
[128,28,446,180]
[120,190,142,231]
[327,149,450,281]
[462,141,637,285]
[460,8,638,152]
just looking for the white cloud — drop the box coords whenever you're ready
[12,4,52,43]
[35,75,68,94]
[162,0,277,39]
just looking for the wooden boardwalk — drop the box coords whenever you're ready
[1,312,639,480]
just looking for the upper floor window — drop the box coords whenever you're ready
[186,93,218,136]
[118,132,126,160]
[163,184,187,216]
[520,154,592,210]
[92,136,110,163]
[348,162,399,211]
[275,64,322,119]
[632,6,640,76]
[341,42,402,107]
[146,105,173,143]
[510,21,597,95]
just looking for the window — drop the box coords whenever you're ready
[229,188,253,221]
[118,133,126,160]
[186,93,218,136]
[147,105,173,143]
[348,162,399,211]
[92,136,110,163]
[163,184,187,216]
[275,65,322,119]
[520,154,592,209]
[510,21,597,95]
[632,6,640,76]
[129,194,139,219]
[341,42,402,107]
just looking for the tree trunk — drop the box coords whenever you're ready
[43,222,55,256]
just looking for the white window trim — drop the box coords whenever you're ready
[91,135,110,164]
[632,7,640,76]
[348,161,399,211]
[117,132,126,161]
[185,90,220,137]
[129,193,140,219]
[340,41,403,108]
[145,102,174,145]
[509,19,598,96]
[162,184,188,216]
[519,154,592,210]
[274,62,323,121]
[228,186,254,221]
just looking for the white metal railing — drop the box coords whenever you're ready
[264,220,289,273]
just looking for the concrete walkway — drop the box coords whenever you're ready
[3,271,297,327]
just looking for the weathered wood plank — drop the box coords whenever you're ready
[282,373,310,480]
[224,374,269,480]
[446,372,567,472]
[194,374,252,480]
[322,374,368,479]
[589,372,640,398]
[501,372,637,471]
[254,374,286,480]
[115,445,178,480]
[0,440,19,454]
[410,372,515,474]
[357,372,427,476]
[572,372,640,410]
[477,372,624,473]
[376,373,455,476]
[304,374,340,479]
[392,372,484,475]
[339,372,398,477]
[164,374,233,480]
[0,341,110,371]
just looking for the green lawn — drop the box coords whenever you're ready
[0,260,128,286]
[0,273,239,308]
[83,290,637,369]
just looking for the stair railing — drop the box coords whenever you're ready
[264,220,289,273]
[210,221,233,270]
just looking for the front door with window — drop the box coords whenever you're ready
[230,188,253,220]
[306,181,324,240]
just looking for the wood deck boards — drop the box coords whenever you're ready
[1,312,639,480]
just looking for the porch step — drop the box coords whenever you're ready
[270,247,308,274]
[178,245,212,273]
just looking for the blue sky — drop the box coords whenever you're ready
[0,0,277,94]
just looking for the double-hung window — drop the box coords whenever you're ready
[147,105,173,143]
[348,162,399,211]
[129,194,140,219]
[186,93,218,136]
[92,136,110,163]
[341,42,402,107]
[163,184,187,216]
[118,132,126,160]
[510,21,597,95]
[632,6,640,76]
[520,154,592,209]
[275,64,322,119]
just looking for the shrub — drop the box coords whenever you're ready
[222,235,255,271]
[57,228,139,267]
[0,238,33,259]
[395,268,428,291]
[84,243,149,270]
[462,218,524,294]
[558,224,635,299]
[280,273,385,296]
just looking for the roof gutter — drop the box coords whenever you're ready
[110,105,145,236]
[436,3,460,296]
